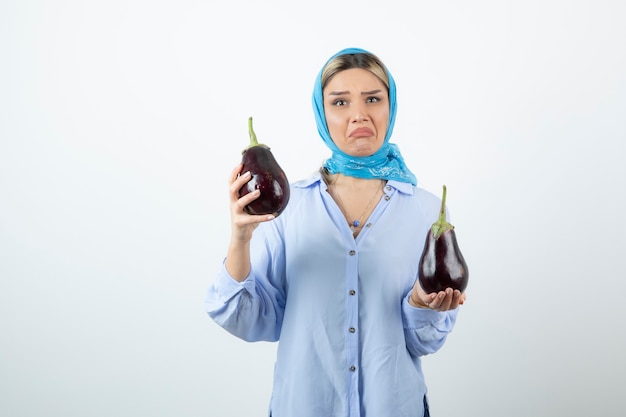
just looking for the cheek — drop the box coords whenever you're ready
[375,112,390,137]
[324,111,344,136]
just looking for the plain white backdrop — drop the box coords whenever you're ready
[1,1,625,416]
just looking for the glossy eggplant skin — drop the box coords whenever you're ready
[239,144,290,217]
[418,228,469,293]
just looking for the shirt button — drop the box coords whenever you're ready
[384,195,391,201]
[365,223,372,228]
[349,365,356,372]
[349,327,356,333]
[349,289,356,296]
[385,186,392,191]
[349,250,356,256]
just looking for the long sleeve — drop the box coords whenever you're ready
[204,223,287,342]
[203,265,278,342]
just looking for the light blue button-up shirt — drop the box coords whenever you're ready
[205,172,460,417]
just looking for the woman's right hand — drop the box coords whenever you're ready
[229,164,276,242]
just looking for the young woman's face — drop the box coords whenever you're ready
[323,68,389,157]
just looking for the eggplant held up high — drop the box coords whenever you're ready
[418,185,469,293]
[238,117,290,217]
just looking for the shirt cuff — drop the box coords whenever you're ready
[213,259,256,301]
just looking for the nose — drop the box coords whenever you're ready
[352,105,369,123]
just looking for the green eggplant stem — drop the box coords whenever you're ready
[431,184,455,239]
[248,117,259,147]
[244,116,269,152]
[438,185,447,222]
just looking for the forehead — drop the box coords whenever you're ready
[324,68,387,93]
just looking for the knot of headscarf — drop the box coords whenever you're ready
[312,47,417,185]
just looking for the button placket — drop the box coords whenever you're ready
[344,241,360,413]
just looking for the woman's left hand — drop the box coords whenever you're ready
[410,285,466,311]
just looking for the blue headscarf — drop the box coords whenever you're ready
[312,47,417,185]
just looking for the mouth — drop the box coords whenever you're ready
[349,127,374,138]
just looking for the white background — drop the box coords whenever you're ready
[1,1,625,416]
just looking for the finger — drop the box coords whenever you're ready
[429,290,446,309]
[457,290,467,305]
[417,290,437,307]
[232,196,267,225]
[448,289,463,309]
[230,172,253,202]
[232,212,275,236]
[231,170,251,189]
[251,213,276,223]
[438,288,454,310]
[235,188,261,210]
[229,164,244,185]
[234,210,275,224]
[427,293,437,305]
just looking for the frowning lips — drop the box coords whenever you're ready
[349,127,374,138]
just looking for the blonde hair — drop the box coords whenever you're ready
[321,52,390,91]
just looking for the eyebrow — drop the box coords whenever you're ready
[327,89,384,96]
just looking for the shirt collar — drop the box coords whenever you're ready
[294,171,414,195]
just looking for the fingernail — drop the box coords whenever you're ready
[267,215,275,220]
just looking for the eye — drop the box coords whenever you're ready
[366,96,382,103]
[332,98,348,106]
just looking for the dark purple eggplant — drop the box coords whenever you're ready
[238,117,290,216]
[418,185,469,293]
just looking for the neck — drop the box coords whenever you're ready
[329,174,384,191]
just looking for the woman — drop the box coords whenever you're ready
[205,47,466,417]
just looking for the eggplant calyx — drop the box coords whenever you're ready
[431,184,455,239]
[431,219,455,240]
[244,116,270,152]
